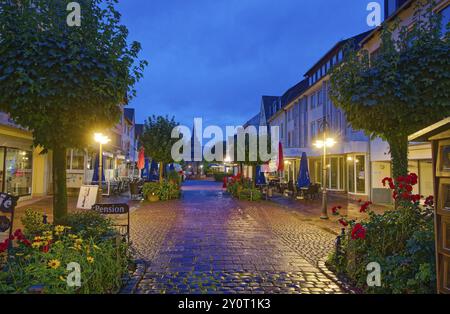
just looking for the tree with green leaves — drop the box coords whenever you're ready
[330,0,449,178]
[0,0,146,221]
[141,115,179,182]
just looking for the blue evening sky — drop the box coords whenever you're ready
[117,0,382,128]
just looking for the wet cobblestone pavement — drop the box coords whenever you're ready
[130,180,343,294]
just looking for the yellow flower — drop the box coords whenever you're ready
[73,244,82,251]
[69,234,78,239]
[33,236,43,242]
[93,244,101,251]
[48,259,61,269]
[15,253,24,256]
[54,225,65,233]
[87,256,94,264]
[43,231,53,237]
[75,238,83,245]
[32,241,42,249]
[59,276,66,282]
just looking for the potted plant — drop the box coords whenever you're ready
[142,182,160,202]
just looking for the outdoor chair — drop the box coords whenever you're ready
[303,183,321,200]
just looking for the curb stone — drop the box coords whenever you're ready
[317,257,360,294]
[120,259,147,294]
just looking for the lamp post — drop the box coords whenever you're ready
[94,133,111,203]
[314,120,336,220]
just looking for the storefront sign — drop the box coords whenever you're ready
[76,185,99,210]
[0,193,16,213]
[92,203,130,242]
[0,216,11,233]
[0,193,17,237]
[92,203,129,215]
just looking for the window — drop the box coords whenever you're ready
[356,155,366,194]
[322,65,326,76]
[439,5,450,36]
[280,123,284,138]
[318,90,322,107]
[338,50,343,62]
[310,122,316,140]
[4,148,32,196]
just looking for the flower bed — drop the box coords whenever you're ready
[226,173,263,201]
[0,210,131,294]
[327,173,436,294]
[142,180,181,201]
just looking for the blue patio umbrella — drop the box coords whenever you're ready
[141,158,150,180]
[255,165,267,185]
[91,153,105,183]
[297,152,311,188]
[149,160,159,181]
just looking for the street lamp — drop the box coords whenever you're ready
[314,122,336,220]
[94,133,111,203]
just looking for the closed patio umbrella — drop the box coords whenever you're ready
[255,165,267,185]
[137,148,145,171]
[297,152,311,188]
[277,142,284,172]
[149,160,159,181]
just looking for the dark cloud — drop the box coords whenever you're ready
[117,0,375,128]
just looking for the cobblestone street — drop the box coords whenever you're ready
[130,180,343,294]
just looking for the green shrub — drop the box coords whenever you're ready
[167,170,181,185]
[328,173,436,294]
[142,181,181,201]
[142,182,160,200]
[213,173,226,182]
[21,209,52,238]
[0,226,130,294]
[239,188,262,201]
[58,211,117,241]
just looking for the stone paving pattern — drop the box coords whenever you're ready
[131,181,343,294]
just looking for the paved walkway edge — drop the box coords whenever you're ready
[120,260,147,294]
[318,257,359,294]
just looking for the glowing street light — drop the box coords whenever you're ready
[313,120,336,220]
[94,133,111,203]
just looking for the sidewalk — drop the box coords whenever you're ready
[267,193,392,234]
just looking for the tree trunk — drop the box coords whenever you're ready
[159,162,164,183]
[52,146,67,223]
[388,134,409,179]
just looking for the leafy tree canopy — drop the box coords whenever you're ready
[330,0,450,176]
[141,115,179,164]
[0,0,147,149]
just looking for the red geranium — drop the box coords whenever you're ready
[331,205,342,215]
[359,201,372,213]
[425,195,434,207]
[351,223,366,240]
[338,218,349,227]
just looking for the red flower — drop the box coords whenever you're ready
[425,195,434,207]
[21,239,31,247]
[405,185,413,192]
[382,177,393,187]
[409,173,418,186]
[0,239,10,253]
[410,194,421,203]
[41,245,50,253]
[338,218,349,227]
[351,224,366,240]
[359,201,372,213]
[331,206,341,215]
